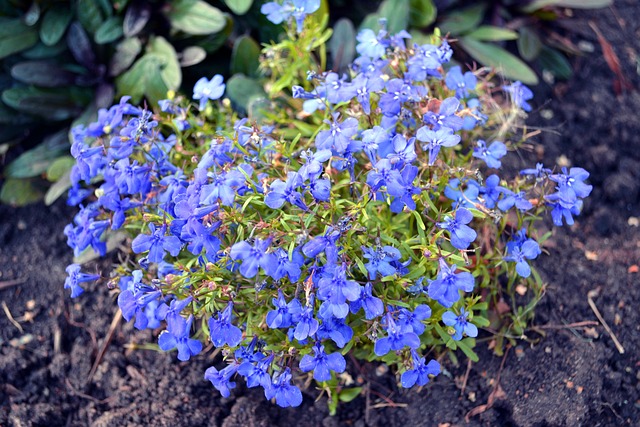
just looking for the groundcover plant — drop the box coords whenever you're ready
[63,0,591,410]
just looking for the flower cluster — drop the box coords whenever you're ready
[63,7,590,409]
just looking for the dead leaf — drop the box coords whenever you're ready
[585,250,599,261]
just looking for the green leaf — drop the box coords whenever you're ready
[46,156,75,181]
[439,3,486,35]
[40,6,72,46]
[523,0,612,12]
[457,339,479,362]
[225,75,266,113]
[22,41,68,59]
[44,169,72,205]
[359,13,382,31]
[76,0,105,34]
[0,19,39,59]
[94,16,124,44]
[459,37,539,84]
[472,316,491,327]
[224,0,252,15]
[110,37,142,76]
[195,14,233,53]
[148,36,182,90]
[339,387,362,403]
[466,26,518,41]
[538,46,572,79]
[231,35,260,77]
[409,0,436,28]
[116,53,163,103]
[170,0,227,35]
[2,86,92,120]
[329,18,356,73]
[11,61,77,87]
[517,27,542,61]
[379,0,410,35]
[5,129,69,178]
[0,178,43,206]
[180,46,207,67]
[24,2,41,26]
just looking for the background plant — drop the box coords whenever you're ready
[0,0,277,206]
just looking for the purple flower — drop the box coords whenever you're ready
[299,342,346,382]
[416,127,461,165]
[473,140,507,169]
[442,308,478,341]
[374,313,421,356]
[401,350,441,388]
[437,208,477,250]
[427,258,475,308]
[131,223,182,263]
[158,315,203,361]
[64,264,100,298]
[265,368,303,408]
[230,238,277,278]
[193,75,225,110]
[208,302,243,348]
[445,66,477,99]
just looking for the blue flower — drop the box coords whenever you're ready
[238,353,274,391]
[265,172,308,210]
[445,66,477,99]
[205,363,239,398]
[396,304,431,335]
[261,0,320,33]
[64,264,100,298]
[193,75,225,110]
[356,28,387,59]
[520,163,551,179]
[266,290,302,329]
[387,134,417,167]
[401,350,441,388]
[503,81,533,112]
[427,258,475,308]
[387,165,421,213]
[291,296,320,341]
[549,167,593,200]
[208,302,243,347]
[546,190,583,226]
[315,113,359,154]
[158,315,203,361]
[299,342,346,382]
[437,208,477,250]
[442,308,478,341]
[374,313,421,356]
[416,127,461,165]
[473,140,507,169]
[504,234,541,278]
[316,314,353,348]
[352,73,384,114]
[230,238,277,278]
[199,167,247,206]
[479,174,503,209]
[444,178,481,209]
[317,264,361,319]
[349,282,384,320]
[117,271,162,330]
[299,149,331,180]
[265,368,303,407]
[157,296,192,330]
[302,227,341,263]
[362,245,402,279]
[498,189,533,212]
[131,223,182,263]
[406,44,441,82]
[361,126,391,164]
[422,98,463,131]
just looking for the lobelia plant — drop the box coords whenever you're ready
[63,2,591,411]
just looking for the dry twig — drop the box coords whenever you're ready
[587,288,624,354]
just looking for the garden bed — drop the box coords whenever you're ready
[1,1,639,426]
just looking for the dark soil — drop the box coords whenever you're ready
[2,2,639,426]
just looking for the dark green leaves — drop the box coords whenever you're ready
[409,0,436,28]
[225,75,266,113]
[94,16,124,44]
[11,61,78,87]
[40,6,73,46]
[5,129,69,179]
[523,0,612,12]
[169,0,227,35]
[123,0,151,37]
[2,86,92,120]
[460,37,539,84]
[379,0,410,35]
[517,27,542,61]
[231,36,261,77]
[329,18,356,73]
[0,19,39,59]
[0,179,44,206]
[440,3,486,35]
[466,26,518,42]
[224,0,253,15]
